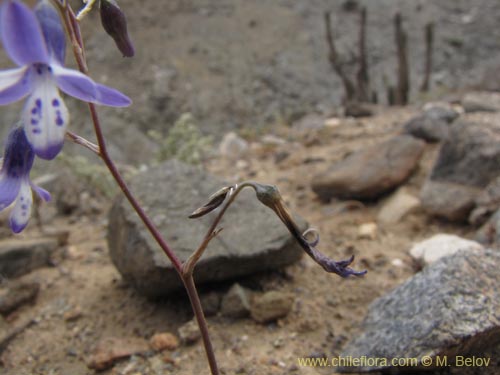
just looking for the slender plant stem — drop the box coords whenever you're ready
[60,0,185,272]
[57,3,219,373]
[183,182,255,276]
[182,275,219,375]
[87,104,184,271]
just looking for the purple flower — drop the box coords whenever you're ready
[0,0,131,160]
[0,127,51,233]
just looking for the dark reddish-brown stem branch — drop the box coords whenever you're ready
[394,12,409,105]
[420,22,434,92]
[58,3,218,374]
[324,11,356,103]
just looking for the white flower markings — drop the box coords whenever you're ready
[0,0,131,160]
[0,127,51,233]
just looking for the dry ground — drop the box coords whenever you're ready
[0,107,480,375]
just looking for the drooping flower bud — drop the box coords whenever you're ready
[189,186,233,219]
[99,0,134,57]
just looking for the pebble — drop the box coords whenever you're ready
[220,283,251,319]
[357,222,377,240]
[0,281,40,315]
[178,319,201,345]
[250,291,295,323]
[87,337,150,371]
[200,291,221,317]
[149,332,179,351]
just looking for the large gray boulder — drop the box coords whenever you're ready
[421,120,500,221]
[311,135,425,201]
[340,248,500,372]
[107,160,306,298]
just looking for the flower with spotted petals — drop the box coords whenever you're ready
[0,126,50,233]
[0,0,131,160]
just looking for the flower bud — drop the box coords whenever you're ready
[99,0,134,57]
[189,186,232,219]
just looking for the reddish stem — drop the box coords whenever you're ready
[58,3,219,374]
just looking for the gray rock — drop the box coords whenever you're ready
[311,135,425,201]
[422,103,461,123]
[291,113,325,134]
[344,102,373,118]
[0,281,40,315]
[430,121,500,186]
[403,103,459,143]
[0,238,59,278]
[107,160,306,298]
[200,291,221,317]
[475,214,498,245]
[420,180,481,222]
[377,188,420,225]
[409,234,483,267]
[462,92,500,113]
[402,116,449,143]
[469,175,500,226]
[178,319,201,345]
[220,283,251,318]
[218,132,249,159]
[476,208,500,246]
[250,291,294,323]
[422,120,500,221]
[340,248,500,372]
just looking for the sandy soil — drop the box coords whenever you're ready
[0,106,480,375]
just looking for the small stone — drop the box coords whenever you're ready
[200,291,221,317]
[357,222,377,240]
[462,92,500,113]
[178,319,201,345]
[250,291,294,323]
[324,117,341,128]
[219,132,249,159]
[420,180,480,222]
[292,113,325,133]
[377,188,420,225]
[261,134,287,146]
[0,281,40,315]
[0,238,59,278]
[344,102,373,118]
[312,135,425,201]
[409,234,483,266]
[220,283,251,319]
[87,337,150,371]
[63,306,83,322]
[149,332,179,352]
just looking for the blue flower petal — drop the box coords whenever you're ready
[95,83,132,107]
[34,0,66,64]
[9,179,32,233]
[0,65,33,104]
[31,183,51,202]
[52,64,98,102]
[23,75,69,160]
[0,0,49,66]
[0,174,21,212]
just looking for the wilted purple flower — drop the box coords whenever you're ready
[0,127,50,233]
[253,183,366,277]
[0,0,131,160]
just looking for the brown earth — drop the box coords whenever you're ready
[0,0,499,374]
[0,106,487,375]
